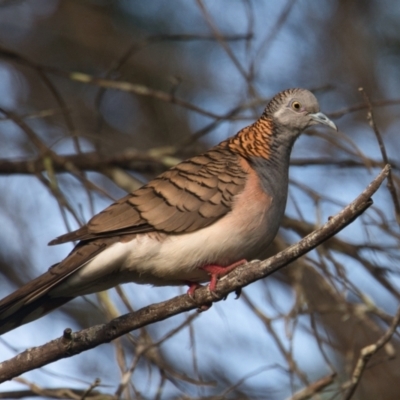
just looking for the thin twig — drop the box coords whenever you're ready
[196,0,253,90]
[359,87,400,224]
[342,305,400,400]
[285,373,336,400]
[7,377,108,400]
[328,98,400,119]
[0,46,221,120]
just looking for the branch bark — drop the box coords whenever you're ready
[286,373,336,400]
[0,151,169,176]
[342,304,400,400]
[0,165,390,383]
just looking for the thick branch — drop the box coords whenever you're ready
[0,165,389,383]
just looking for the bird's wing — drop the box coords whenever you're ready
[49,145,249,245]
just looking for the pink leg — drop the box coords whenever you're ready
[200,259,247,292]
[185,281,212,311]
[185,281,203,297]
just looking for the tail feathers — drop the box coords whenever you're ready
[0,265,72,335]
[0,238,117,334]
[0,266,78,335]
[0,294,73,335]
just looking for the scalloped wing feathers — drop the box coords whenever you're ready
[49,147,248,244]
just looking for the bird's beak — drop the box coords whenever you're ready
[309,112,337,131]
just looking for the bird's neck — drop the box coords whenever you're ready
[227,116,297,197]
[227,115,296,168]
[226,117,275,159]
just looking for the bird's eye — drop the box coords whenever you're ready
[291,101,301,111]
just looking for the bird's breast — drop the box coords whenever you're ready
[118,159,287,285]
[56,159,288,292]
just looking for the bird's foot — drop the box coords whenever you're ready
[235,287,242,299]
[185,259,246,309]
[200,259,247,292]
[185,281,203,298]
[185,281,212,311]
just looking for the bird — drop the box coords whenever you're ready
[0,88,337,334]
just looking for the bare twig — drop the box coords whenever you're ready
[0,108,114,201]
[196,0,253,89]
[285,373,336,400]
[252,0,297,67]
[81,378,101,400]
[242,292,309,386]
[0,47,221,119]
[4,377,109,400]
[328,98,400,119]
[359,87,400,224]
[0,47,80,152]
[342,305,400,400]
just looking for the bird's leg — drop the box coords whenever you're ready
[185,281,203,298]
[200,259,247,292]
[184,281,213,312]
[184,259,246,308]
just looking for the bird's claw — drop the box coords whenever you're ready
[235,287,242,299]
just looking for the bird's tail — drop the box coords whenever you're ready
[0,290,73,335]
[0,269,74,335]
[0,238,116,334]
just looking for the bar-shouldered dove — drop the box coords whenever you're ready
[0,88,336,334]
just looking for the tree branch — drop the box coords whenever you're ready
[0,151,169,176]
[359,87,400,224]
[0,46,221,120]
[286,373,336,400]
[0,165,390,383]
[0,152,397,177]
[342,304,400,400]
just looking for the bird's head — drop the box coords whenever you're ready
[266,88,337,134]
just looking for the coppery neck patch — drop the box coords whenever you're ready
[226,117,274,160]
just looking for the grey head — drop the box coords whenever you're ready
[248,89,337,246]
[250,88,337,221]
[265,88,337,135]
